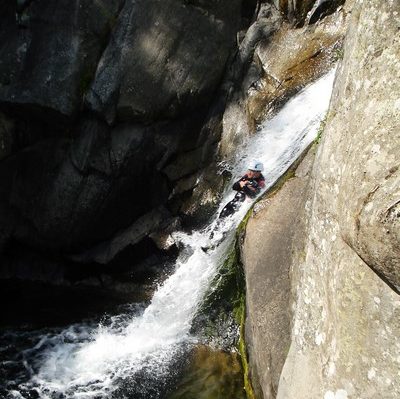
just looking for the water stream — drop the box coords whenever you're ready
[1,69,336,399]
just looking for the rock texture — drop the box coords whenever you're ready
[332,0,400,293]
[270,0,345,26]
[0,0,124,121]
[242,149,316,398]
[0,119,173,253]
[0,112,14,160]
[86,0,241,123]
[219,1,351,159]
[243,0,400,398]
[0,0,245,276]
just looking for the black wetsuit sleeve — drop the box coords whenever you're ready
[232,180,242,191]
[232,175,247,191]
[243,185,257,198]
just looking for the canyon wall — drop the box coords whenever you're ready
[242,0,400,397]
[0,0,245,284]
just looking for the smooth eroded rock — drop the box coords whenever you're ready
[242,149,315,398]
[275,1,400,398]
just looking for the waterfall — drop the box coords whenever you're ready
[3,69,336,399]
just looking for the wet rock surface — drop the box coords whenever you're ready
[247,2,351,126]
[218,1,351,160]
[271,0,345,26]
[167,345,246,399]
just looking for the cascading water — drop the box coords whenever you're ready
[1,69,336,399]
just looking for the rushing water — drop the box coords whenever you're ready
[1,69,336,399]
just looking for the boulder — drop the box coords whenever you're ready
[85,0,241,123]
[0,0,123,121]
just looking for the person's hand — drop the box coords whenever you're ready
[239,180,248,188]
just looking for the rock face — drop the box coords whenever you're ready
[219,1,350,159]
[270,0,345,26]
[331,0,400,293]
[242,149,316,399]
[0,0,244,271]
[86,0,241,123]
[0,119,173,252]
[270,0,315,24]
[0,112,14,160]
[0,0,124,121]
[242,0,400,398]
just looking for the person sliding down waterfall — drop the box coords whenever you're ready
[201,160,265,252]
[219,160,265,218]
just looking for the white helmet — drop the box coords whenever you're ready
[248,160,264,172]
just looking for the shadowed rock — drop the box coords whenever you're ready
[0,118,171,252]
[0,0,123,121]
[85,0,241,123]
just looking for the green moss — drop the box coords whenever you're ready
[79,68,94,96]
[235,293,256,399]
[191,239,244,338]
[190,212,257,398]
[333,47,344,61]
[234,215,257,399]
[237,207,254,236]
[314,115,327,145]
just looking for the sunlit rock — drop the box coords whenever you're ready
[243,0,400,398]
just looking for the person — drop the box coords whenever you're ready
[232,160,265,198]
[202,161,266,252]
[219,160,265,218]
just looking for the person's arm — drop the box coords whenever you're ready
[232,176,247,191]
[244,178,264,197]
[232,180,241,191]
[243,184,257,198]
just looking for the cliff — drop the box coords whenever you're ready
[242,0,400,398]
[0,0,346,290]
[0,0,245,286]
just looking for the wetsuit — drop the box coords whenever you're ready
[219,173,266,218]
[232,173,265,198]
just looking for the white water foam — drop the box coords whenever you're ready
[12,69,336,398]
